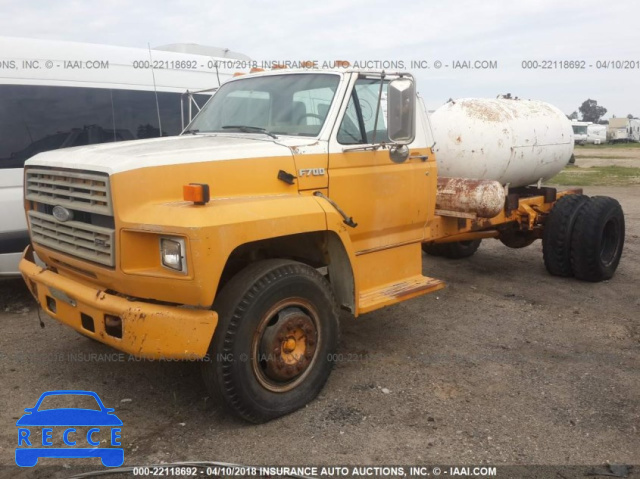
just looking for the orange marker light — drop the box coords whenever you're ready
[250,67,265,73]
[183,183,210,205]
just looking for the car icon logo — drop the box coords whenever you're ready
[15,390,124,467]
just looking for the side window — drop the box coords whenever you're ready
[337,79,389,145]
[111,89,185,138]
[0,85,186,169]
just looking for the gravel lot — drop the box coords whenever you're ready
[1,185,638,478]
[574,145,640,168]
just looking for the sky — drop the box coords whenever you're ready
[1,0,638,118]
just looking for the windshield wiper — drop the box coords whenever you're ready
[183,129,199,135]
[221,125,278,139]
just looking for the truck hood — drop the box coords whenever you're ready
[24,134,296,175]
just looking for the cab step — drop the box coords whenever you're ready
[358,275,445,314]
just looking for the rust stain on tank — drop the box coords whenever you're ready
[461,101,505,122]
[436,177,505,218]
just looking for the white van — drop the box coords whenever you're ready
[0,36,246,276]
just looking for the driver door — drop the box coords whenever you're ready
[327,76,432,253]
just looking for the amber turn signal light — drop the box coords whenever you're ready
[183,183,210,205]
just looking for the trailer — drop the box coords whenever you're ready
[19,68,625,423]
[629,119,640,142]
[587,124,607,144]
[607,118,631,142]
[571,120,591,145]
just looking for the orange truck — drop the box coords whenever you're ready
[19,68,625,422]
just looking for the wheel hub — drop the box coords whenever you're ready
[259,307,318,383]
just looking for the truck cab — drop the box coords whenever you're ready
[19,68,625,423]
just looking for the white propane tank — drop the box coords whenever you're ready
[430,98,574,188]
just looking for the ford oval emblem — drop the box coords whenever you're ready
[52,205,73,222]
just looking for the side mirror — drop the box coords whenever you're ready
[387,77,416,146]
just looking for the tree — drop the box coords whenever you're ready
[627,114,635,119]
[568,111,579,120]
[498,93,519,100]
[579,99,607,123]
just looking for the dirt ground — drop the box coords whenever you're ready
[1,185,639,478]
[574,145,640,168]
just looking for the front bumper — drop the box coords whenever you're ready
[19,246,217,359]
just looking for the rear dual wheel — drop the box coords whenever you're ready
[570,196,625,281]
[543,195,624,281]
[202,259,339,423]
[543,194,589,277]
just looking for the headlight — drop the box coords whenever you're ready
[160,237,187,273]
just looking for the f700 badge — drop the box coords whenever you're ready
[298,168,326,177]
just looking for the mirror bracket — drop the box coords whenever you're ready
[389,144,410,163]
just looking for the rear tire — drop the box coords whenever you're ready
[202,259,339,423]
[570,196,625,282]
[543,194,589,277]
[422,239,481,259]
[421,243,446,257]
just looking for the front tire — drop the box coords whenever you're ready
[570,196,625,281]
[202,259,339,423]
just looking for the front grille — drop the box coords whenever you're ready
[25,167,115,268]
[25,168,112,216]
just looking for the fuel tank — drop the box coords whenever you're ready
[435,177,505,218]
[430,99,574,188]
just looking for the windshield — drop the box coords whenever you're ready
[186,73,340,137]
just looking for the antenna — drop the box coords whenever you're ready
[214,59,221,87]
[147,43,163,137]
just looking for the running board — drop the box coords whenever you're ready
[358,275,446,315]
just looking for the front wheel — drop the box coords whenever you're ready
[202,259,339,423]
